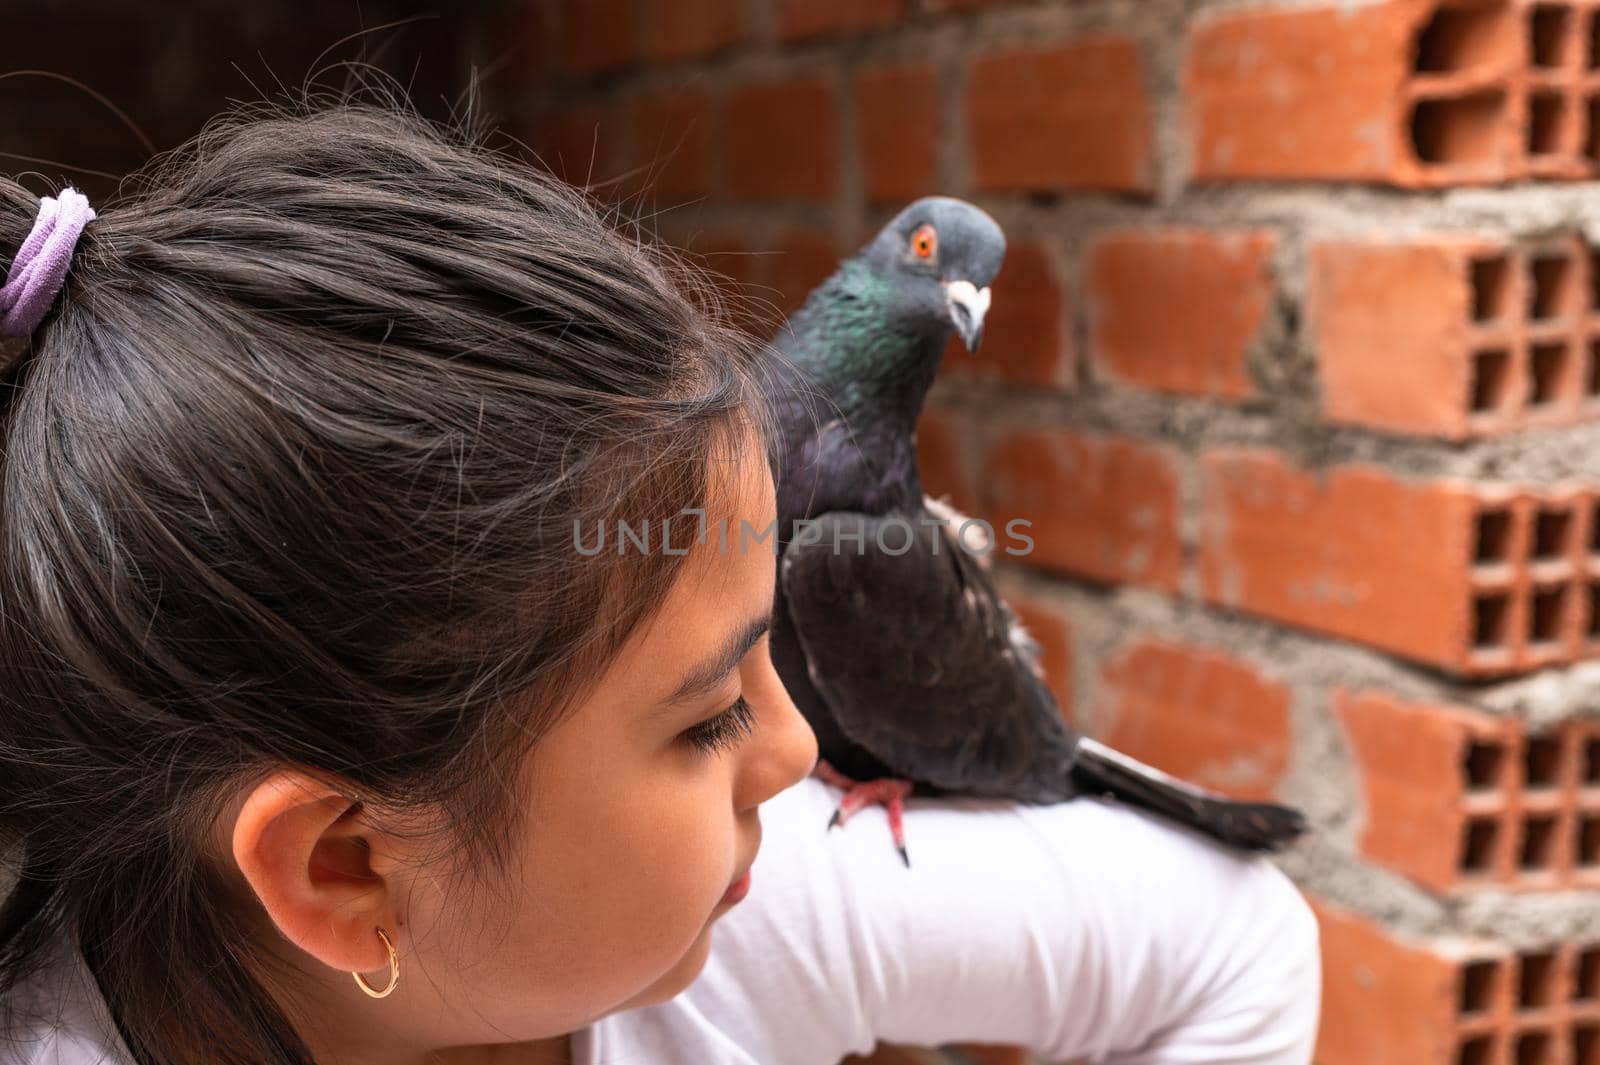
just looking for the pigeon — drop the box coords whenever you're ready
[758,196,1307,867]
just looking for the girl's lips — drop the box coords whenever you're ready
[720,868,752,906]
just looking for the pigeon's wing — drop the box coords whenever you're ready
[778,508,1075,797]
[918,492,1056,687]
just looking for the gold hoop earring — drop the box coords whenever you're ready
[351,926,400,998]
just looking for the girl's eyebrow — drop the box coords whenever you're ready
[654,612,773,714]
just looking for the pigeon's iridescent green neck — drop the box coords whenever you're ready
[783,258,944,430]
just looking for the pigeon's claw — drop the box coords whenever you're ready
[813,759,915,868]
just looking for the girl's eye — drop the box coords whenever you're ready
[682,695,757,756]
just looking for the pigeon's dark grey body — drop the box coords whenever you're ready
[762,237,959,791]
[762,196,1306,852]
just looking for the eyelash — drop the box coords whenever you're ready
[682,695,757,756]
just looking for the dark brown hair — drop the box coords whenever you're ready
[0,86,780,1065]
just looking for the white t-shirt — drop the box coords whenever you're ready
[1,775,1321,1064]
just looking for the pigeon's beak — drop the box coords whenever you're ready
[945,280,991,354]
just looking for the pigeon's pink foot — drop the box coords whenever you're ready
[812,759,914,868]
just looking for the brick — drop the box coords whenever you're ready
[980,427,1181,592]
[556,0,635,76]
[777,0,903,41]
[1187,1,1600,188]
[201,9,396,99]
[685,231,759,288]
[532,102,624,189]
[1186,3,1414,183]
[1434,2,1600,181]
[0,109,150,206]
[855,61,939,204]
[725,76,839,201]
[625,86,716,201]
[1336,690,1516,894]
[1200,451,1473,669]
[1312,897,1507,1065]
[7,11,150,101]
[1463,487,1600,674]
[1085,228,1274,400]
[1098,638,1292,802]
[1200,450,1600,676]
[637,0,742,62]
[705,225,838,348]
[967,36,1153,194]
[1310,234,1600,438]
[1310,237,1489,438]
[991,586,1074,723]
[1339,691,1600,894]
[477,2,556,92]
[679,230,760,327]
[937,242,1072,390]
[771,231,841,319]
[1316,895,1600,1065]
[915,404,984,520]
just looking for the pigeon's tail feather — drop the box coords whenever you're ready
[1068,738,1307,853]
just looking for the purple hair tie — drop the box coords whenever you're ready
[0,186,96,339]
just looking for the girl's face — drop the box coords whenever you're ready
[222,439,821,1065]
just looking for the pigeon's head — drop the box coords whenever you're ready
[860,196,1005,354]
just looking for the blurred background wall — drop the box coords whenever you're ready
[0,2,487,202]
[8,2,1600,1064]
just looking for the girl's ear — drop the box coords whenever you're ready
[230,770,401,976]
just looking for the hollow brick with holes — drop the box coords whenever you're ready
[1314,896,1507,1065]
[1200,450,1478,668]
[1199,449,1600,676]
[1336,690,1517,894]
[1315,896,1600,1065]
[1467,484,1600,674]
[1337,690,1600,893]
[1311,233,1600,437]
[1187,0,1600,188]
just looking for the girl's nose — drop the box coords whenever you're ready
[737,650,820,808]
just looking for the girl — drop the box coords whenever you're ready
[0,95,1320,1065]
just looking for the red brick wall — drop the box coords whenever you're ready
[495,2,1600,1063]
[0,2,474,206]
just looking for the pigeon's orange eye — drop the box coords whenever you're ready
[911,225,937,260]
